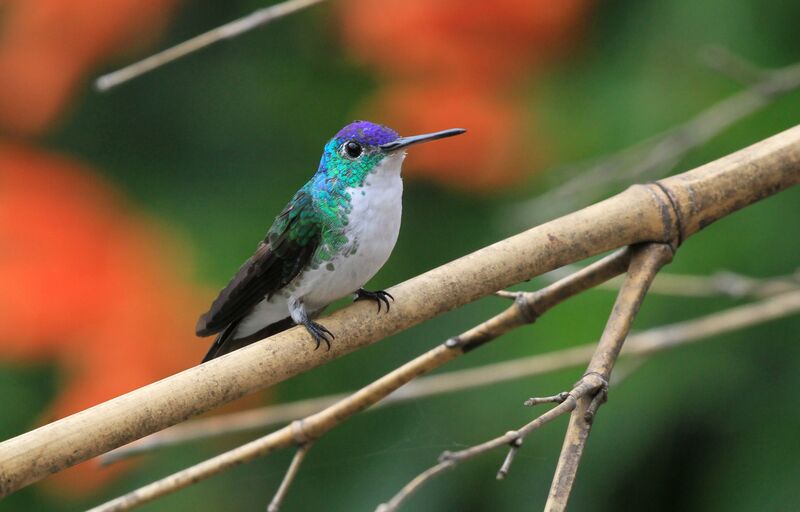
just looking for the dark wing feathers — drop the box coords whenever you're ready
[195,188,321,337]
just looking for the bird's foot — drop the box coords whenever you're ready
[301,319,335,351]
[354,288,394,313]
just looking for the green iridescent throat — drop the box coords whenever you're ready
[267,139,387,270]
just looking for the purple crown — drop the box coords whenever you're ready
[335,121,399,146]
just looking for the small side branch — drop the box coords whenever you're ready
[544,266,800,299]
[523,392,570,407]
[377,375,606,512]
[375,463,455,512]
[496,437,523,480]
[266,442,313,512]
[698,45,766,86]
[95,0,326,91]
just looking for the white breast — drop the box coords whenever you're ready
[297,153,405,310]
[233,154,406,339]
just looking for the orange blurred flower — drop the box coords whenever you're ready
[339,0,593,190]
[0,0,200,495]
[0,144,209,493]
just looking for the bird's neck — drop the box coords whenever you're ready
[309,152,404,225]
[356,151,405,190]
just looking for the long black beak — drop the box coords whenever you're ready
[380,128,466,152]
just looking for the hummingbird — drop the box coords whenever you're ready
[196,121,466,362]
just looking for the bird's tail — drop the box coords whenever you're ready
[201,317,295,363]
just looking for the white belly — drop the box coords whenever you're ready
[299,161,403,309]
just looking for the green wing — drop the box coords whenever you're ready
[196,186,322,336]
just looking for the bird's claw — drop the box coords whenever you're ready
[303,320,335,351]
[354,288,394,313]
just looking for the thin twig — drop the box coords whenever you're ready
[377,376,604,512]
[266,442,313,512]
[496,437,523,480]
[524,392,570,407]
[698,45,766,86]
[643,269,800,298]
[95,0,326,91]
[511,50,800,224]
[375,462,455,512]
[543,267,800,299]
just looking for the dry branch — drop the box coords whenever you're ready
[267,442,313,512]
[95,0,326,91]
[546,267,800,299]
[544,243,672,511]
[0,125,798,499]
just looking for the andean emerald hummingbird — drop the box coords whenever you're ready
[197,121,466,361]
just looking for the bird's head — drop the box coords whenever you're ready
[318,121,465,185]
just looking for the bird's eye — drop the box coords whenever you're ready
[343,141,363,159]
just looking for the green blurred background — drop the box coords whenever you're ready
[2,0,800,510]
